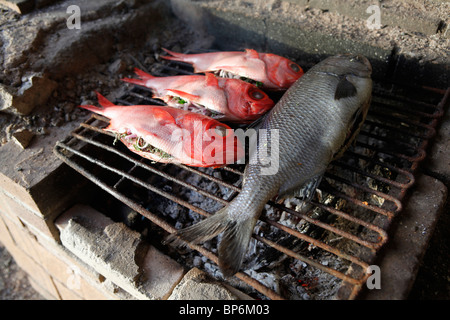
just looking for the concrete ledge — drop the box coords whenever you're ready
[359,174,448,299]
[170,0,449,88]
[284,0,446,37]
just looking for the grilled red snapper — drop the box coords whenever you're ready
[167,54,373,276]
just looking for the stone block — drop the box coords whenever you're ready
[168,268,244,300]
[0,0,34,14]
[0,74,58,115]
[56,204,185,300]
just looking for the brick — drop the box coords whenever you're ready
[7,244,60,299]
[0,214,15,248]
[0,190,59,240]
[28,276,59,300]
[31,237,115,299]
[53,276,111,300]
[0,207,38,255]
[1,209,116,299]
[52,279,83,300]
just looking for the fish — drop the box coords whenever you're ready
[166,54,373,276]
[122,68,274,123]
[161,48,304,91]
[79,92,244,167]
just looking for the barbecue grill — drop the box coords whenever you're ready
[53,54,449,300]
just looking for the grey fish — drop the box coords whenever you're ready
[167,54,373,277]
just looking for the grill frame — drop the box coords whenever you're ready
[53,57,449,300]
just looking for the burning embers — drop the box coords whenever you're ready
[54,49,446,300]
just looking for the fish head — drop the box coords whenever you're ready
[177,113,244,166]
[224,79,275,121]
[260,53,304,89]
[320,54,373,78]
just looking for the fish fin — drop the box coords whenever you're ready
[133,68,155,80]
[335,77,357,100]
[244,49,260,59]
[78,93,116,118]
[332,100,369,160]
[294,175,323,201]
[165,206,255,277]
[277,174,323,202]
[151,107,177,125]
[218,217,255,277]
[166,89,201,102]
[205,73,219,87]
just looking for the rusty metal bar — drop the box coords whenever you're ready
[54,139,285,300]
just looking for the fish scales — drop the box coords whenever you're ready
[167,54,373,277]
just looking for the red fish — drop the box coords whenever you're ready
[79,92,244,167]
[161,48,304,90]
[122,68,274,123]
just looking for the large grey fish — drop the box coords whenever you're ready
[167,54,373,277]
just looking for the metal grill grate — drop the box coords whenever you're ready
[54,56,448,300]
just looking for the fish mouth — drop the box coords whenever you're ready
[349,55,372,73]
[167,96,226,120]
[321,54,373,78]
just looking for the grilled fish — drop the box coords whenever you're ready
[79,92,244,167]
[167,54,373,276]
[161,48,304,90]
[122,68,274,123]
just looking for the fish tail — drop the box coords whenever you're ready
[161,47,189,62]
[165,205,256,277]
[122,68,155,87]
[78,92,115,114]
[121,77,147,87]
[95,92,116,108]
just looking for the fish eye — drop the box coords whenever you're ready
[290,63,301,73]
[350,55,364,63]
[215,125,228,137]
[249,89,265,100]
